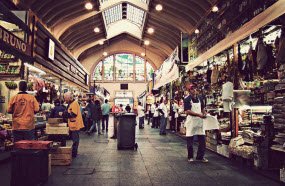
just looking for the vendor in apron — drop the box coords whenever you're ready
[183,82,208,163]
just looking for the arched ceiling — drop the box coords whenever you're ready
[13,0,217,66]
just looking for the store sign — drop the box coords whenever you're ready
[48,39,55,61]
[0,25,29,55]
[115,91,133,98]
[154,47,180,89]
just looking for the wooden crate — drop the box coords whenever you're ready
[51,146,72,166]
[46,126,69,135]
[46,123,68,127]
[47,118,64,124]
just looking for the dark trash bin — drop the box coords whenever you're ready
[117,113,138,150]
[11,149,49,186]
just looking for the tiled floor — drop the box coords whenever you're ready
[0,117,281,186]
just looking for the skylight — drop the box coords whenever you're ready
[100,0,148,4]
[104,4,122,26]
[127,4,145,28]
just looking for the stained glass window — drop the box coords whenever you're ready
[92,53,154,82]
[135,56,145,81]
[103,55,114,80]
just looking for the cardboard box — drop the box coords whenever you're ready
[14,140,53,150]
[51,147,72,154]
[46,126,69,135]
[47,118,64,124]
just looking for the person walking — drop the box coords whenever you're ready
[170,100,179,132]
[101,99,110,132]
[148,103,155,125]
[88,100,103,135]
[137,102,145,129]
[63,92,84,158]
[125,104,131,113]
[8,81,40,142]
[84,99,95,133]
[184,82,208,163]
[158,99,168,135]
[152,103,159,128]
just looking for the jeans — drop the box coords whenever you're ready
[102,115,109,131]
[187,135,206,160]
[89,119,101,133]
[139,117,144,128]
[13,129,35,142]
[170,114,177,131]
[160,116,166,134]
[70,130,80,157]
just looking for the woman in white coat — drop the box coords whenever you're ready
[183,82,208,163]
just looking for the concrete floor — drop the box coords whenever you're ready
[0,117,282,186]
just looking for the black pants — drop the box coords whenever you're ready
[13,129,35,142]
[148,113,153,125]
[170,114,176,131]
[70,130,80,157]
[102,115,109,131]
[187,135,206,160]
[152,117,159,128]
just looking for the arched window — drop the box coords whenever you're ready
[92,53,154,82]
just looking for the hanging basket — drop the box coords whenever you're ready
[5,82,17,90]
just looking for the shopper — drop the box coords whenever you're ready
[137,102,145,129]
[8,81,40,142]
[184,82,208,163]
[158,99,168,135]
[41,99,53,118]
[170,100,179,132]
[49,99,66,118]
[85,99,95,132]
[125,104,131,113]
[148,103,155,125]
[152,103,159,128]
[88,100,103,135]
[63,92,84,158]
[101,99,110,132]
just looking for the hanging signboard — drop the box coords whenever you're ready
[154,47,180,89]
[48,39,55,61]
[0,25,30,56]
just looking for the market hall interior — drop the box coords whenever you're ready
[0,0,285,185]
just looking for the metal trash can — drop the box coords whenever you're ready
[117,113,138,150]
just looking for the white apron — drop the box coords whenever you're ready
[185,100,205,137]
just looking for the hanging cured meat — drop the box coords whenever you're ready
[276,28,285,64]
[256,38,268,71]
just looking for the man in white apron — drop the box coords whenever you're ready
[184,82,208,163]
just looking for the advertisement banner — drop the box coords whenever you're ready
[154,47,180,89]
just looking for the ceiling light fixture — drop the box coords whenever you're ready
[155,4,163,11]
[212,5,219,12]
[147,28,154,34]
[141,52,146,57]
[85,2,93,10]
[103,52,108,56]
[195,29,200,34]
[94,27,100,33]
[99,40,104,45]
[144,40,150,46]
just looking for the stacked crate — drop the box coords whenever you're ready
[50,147,72,166]
[46,118,69,135]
